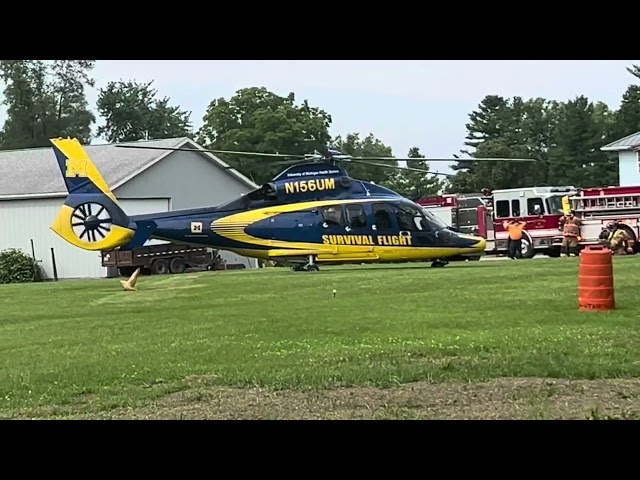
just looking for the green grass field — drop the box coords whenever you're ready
[2,256,640,420]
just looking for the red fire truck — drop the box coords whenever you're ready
[417,185,578,258]
[556,185,640,252]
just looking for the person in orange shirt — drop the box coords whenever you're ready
[503,219,527,259]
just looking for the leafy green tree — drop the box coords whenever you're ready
[548,96,617,187]
[447,95,537,192]
[441,94,622,192]
[0,60,96,149]
[96,79,192,143]
[381,147,444,199]
[611,64,640,141]
[331,132,396,185]
[196,87,332,184]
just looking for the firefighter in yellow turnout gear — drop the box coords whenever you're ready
[558,210,582,257]
[600,222,636,255]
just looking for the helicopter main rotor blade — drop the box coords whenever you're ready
[115,144,537,163]
[116,145,305,158]
[269,159,312,166]
[347,158,454,177]
[440,157,537,162]
[343,156,537,162]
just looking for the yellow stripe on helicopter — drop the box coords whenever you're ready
[211,199,382,252]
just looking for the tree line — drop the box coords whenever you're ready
[1,60,639,198]
[447,67,640,193]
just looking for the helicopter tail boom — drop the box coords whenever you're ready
[49,138,135,251]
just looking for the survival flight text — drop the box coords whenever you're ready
[322,234,413,246]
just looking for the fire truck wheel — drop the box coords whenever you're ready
[620,227,638,254]
[546,247,561,258]
[520,234,536,259]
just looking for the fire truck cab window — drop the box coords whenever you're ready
[547,196,564,214]
[511,199,521,217]
[495,200,510,218]
[345,204,367,229]
[527,198,544,215]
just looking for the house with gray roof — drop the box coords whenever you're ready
[0,137,260,279]
[601,131,640,186]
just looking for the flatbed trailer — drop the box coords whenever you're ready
[101,242,224,276]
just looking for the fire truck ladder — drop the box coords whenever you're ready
[571,193,640,217]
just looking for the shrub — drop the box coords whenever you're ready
[0,248,43,284]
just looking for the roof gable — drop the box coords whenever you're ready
[601,131,640,152]
[0,137,258,198]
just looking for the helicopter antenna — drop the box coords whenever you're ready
[359,180,371,196]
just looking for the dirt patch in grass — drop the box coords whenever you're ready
[34,377,640,420]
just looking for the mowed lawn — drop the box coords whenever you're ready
[1,256,640,419]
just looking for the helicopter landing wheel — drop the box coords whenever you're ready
[302,255,319,272]
[431,259,448,268]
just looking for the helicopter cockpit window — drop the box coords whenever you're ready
[320,205,344,228]
[394,202,431,232]
[422,209,448,231]
[345,204,367,229]
[393,201,448,232]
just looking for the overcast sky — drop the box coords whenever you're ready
[1,60,638,175]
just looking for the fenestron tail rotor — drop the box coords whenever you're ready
[71,202,113,243]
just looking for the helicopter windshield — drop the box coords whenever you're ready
[422,209,448,230]
[395,201,447,232]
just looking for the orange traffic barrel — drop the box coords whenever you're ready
[578,245,615,311]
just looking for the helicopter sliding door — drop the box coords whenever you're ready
[317,203,378,262]
[369,202,411,261]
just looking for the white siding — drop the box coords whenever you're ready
[0,197,170,279]
[618,150,640,187]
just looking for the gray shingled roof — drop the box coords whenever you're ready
[600,131,640,152]
[0,137,257,199]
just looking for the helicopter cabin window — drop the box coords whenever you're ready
[527,198,544,216]
[495,200,510,218]
[511,199,521,217]
[319,205,345,228]
[372,203,393,231]
[345,204,367,229]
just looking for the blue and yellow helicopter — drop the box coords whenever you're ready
[48,137,534,271]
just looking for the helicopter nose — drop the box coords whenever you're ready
[473,237,487,251]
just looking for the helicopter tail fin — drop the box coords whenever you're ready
[49,137,135,251]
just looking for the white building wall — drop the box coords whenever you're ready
[618,150,640,186]
[0,197,169,279]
